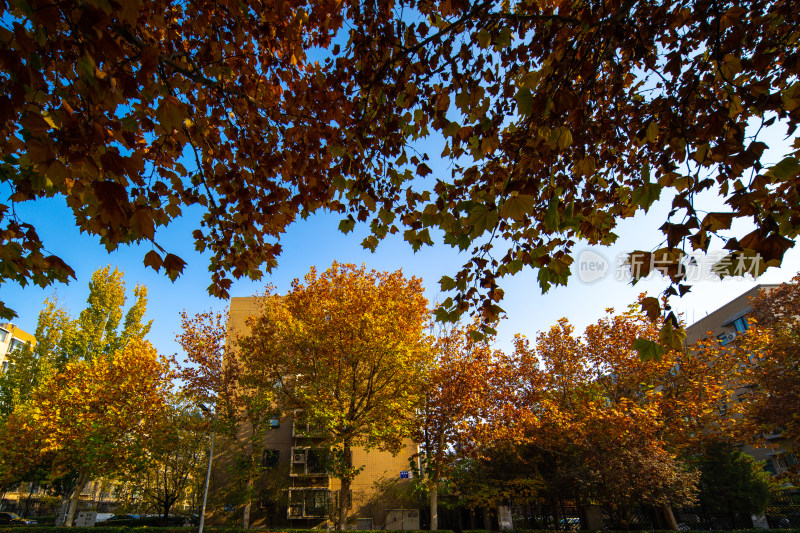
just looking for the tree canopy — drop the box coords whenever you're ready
[736,274,800,482]
[177,308,280,529]
[0,265,151,417]
[449,302,746,526]
[117,398,209,521]
[414,323,501,530]
[2,0,798,339]
[0,338,173,526]
[0,265,157,526]
[239,262,431,529]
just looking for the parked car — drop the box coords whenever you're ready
[142,515,193,527]
[106,514,140,521]
[96,514,192,527]
[0,512,37,526]
[559,517,580,530]
[93,513,114,523]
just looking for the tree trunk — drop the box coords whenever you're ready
[65,470,90,527]
[24,481,36,516]
[430,429,445,531]
[661,503,678,531]
[163,467,171,522]
[338,441,352,531]
[338,476,351,530]
[243,468,254,529]
[429,485,438,531]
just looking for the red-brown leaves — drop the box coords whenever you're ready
[2,0,799,328]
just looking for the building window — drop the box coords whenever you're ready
[288,489,331,519]
[733,316,749,332]
[9,339,27,352]
[306,448,328,474]
[262,449,279,468]
[776,453,797,469]
[0,330,7,342]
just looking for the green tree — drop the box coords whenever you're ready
[117,398,209,521]
[239,263,432,529]
[0,300,72,419]
[695,442,773,526]
[71,267,151,359]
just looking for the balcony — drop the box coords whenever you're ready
[292,417,326,438]
[289,447,330,477]
[288,488,331,519]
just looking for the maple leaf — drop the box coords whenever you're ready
[1,0,798,334]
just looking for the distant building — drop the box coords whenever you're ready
[212,297,419,529]
[685,285,778,346]
[686,284,797,476]
[0,322,36,371]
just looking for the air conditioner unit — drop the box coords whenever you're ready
[292,448,306,463]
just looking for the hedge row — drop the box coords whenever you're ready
[5,528,800,533]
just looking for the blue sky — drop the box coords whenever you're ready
[4,186,800,360]
[3,90,798,359]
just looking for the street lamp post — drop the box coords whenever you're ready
[198,404,217,533]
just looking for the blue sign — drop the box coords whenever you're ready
[400,471,411,479]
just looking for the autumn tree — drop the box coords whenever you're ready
[238,263,431,529]
[0,338,173,526]
[0,266,151,418]
[0,265,153,519]
[118,398,209,521]
[177,309,278,529]
[2,1,798,346]
[414,323,505,530]
[479,303,744,528]
[736,274,800,482]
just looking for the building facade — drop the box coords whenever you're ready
[685,284,797,476]
[0,323,36,371]
[685,285,777,346]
